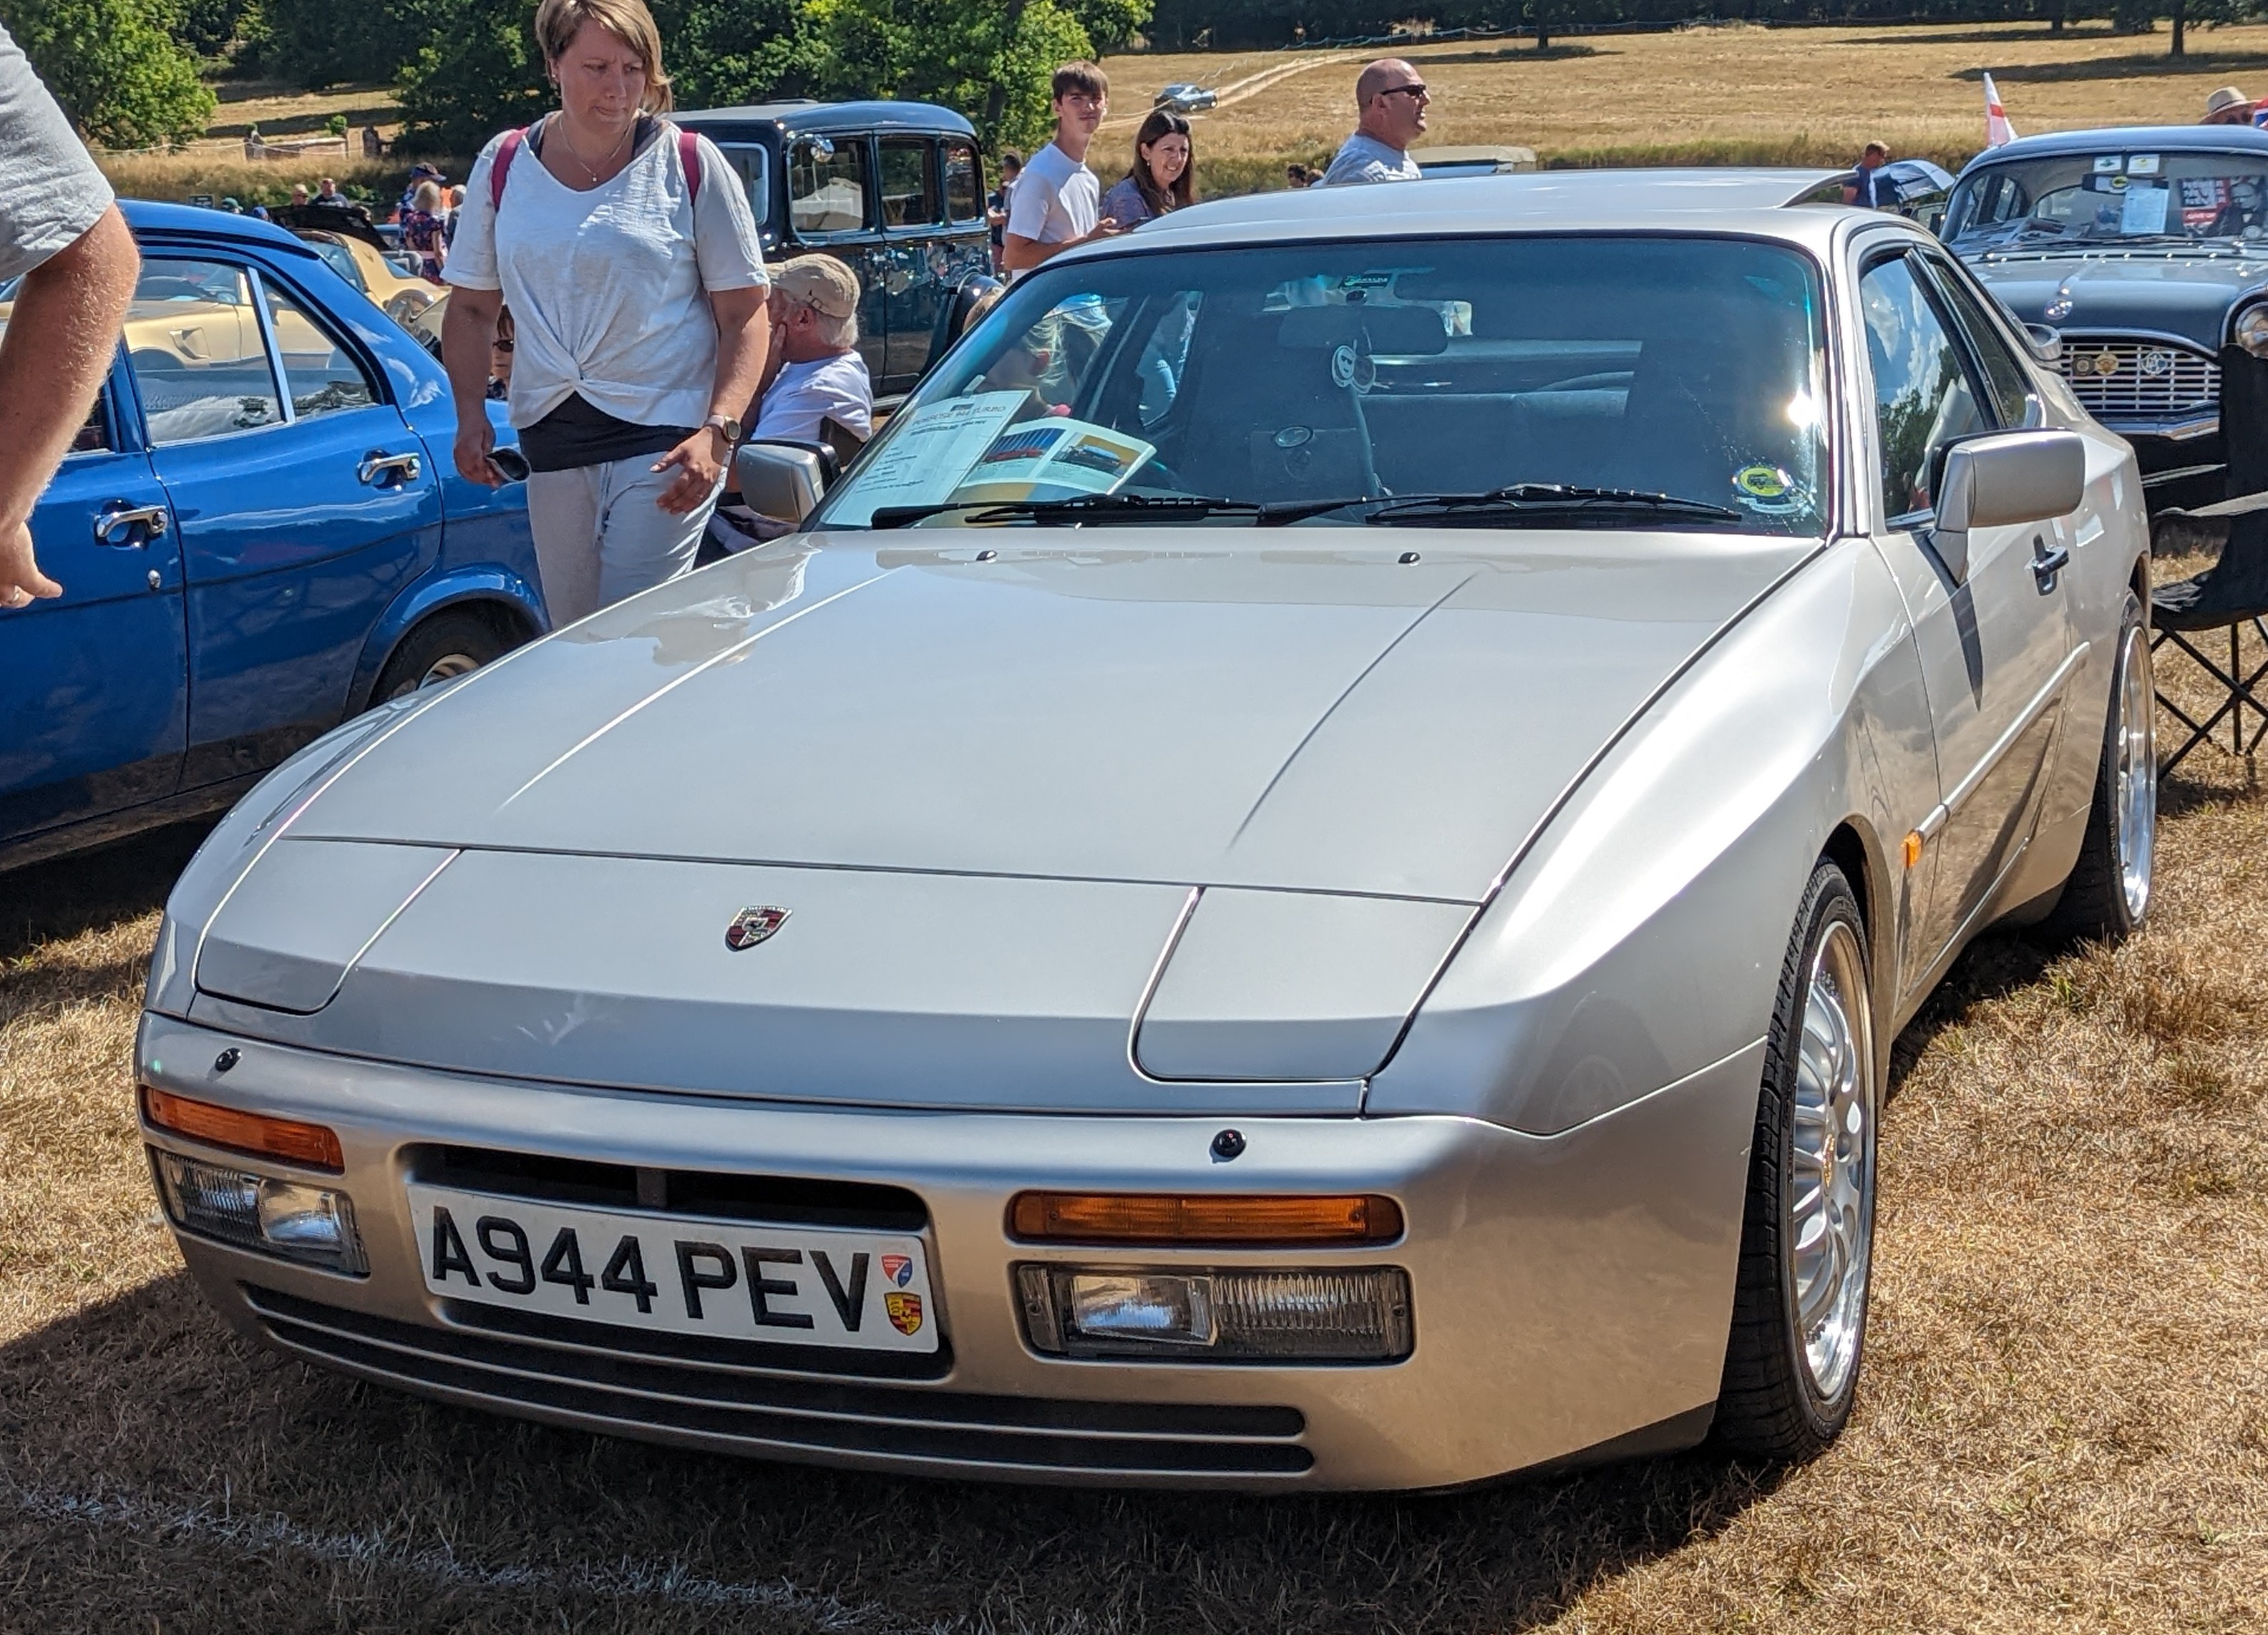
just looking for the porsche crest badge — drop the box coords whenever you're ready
[884,1291,924,1336]
[724,905,790,950]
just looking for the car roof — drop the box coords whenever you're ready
[120,197,311,253]
[676,99,975,137]
[1096,169,1865,260]
[1958,124,2268,174]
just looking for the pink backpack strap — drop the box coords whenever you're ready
[490,127,525,211]
[678,127,702,206]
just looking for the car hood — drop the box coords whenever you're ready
[286,529,1809,904]
[1961,243,2268,349]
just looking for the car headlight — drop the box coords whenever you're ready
[2234,302,2268,357]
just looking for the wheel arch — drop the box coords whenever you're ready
[347,567,547,716]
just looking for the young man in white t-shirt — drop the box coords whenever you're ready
[1001,62,1123,280]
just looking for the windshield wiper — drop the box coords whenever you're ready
[867,492,1269,529]
[1355,483,1745,527]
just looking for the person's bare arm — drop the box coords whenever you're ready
[440,284,505,485]
[653,285,772,515]
[0,203,138,607]
[999,220,1121,273]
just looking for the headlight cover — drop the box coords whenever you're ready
[2234,302,2268,357]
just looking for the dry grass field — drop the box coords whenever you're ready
[100,17,2268,202]
[1104,19,2268,172]
[1,589,2265,1631]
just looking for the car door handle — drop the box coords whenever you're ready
[2032,536,2070,590]
[94,502,167,545]
[358,450,422,486]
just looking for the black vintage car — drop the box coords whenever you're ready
[1945,126,2268,509]
[675,99,996,402]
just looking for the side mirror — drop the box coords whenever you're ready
[734,441,829,529]
[1932,429,2087,582]
[2023,323,2061,364]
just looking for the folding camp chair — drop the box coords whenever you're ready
[2151,507,2268,775]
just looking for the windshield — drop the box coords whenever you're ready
[810,235,1831,535]
[303,236,366,291]
[1945,150,2268,245]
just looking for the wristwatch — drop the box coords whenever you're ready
[703,413,742,444]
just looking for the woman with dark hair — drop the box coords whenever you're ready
[1098,109,1193,228]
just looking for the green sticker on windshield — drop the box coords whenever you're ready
[1340,273,1393,289]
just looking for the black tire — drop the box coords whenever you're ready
[2041,587,2153,943]
[1713,860,1877,1462]
[371,608,513,705]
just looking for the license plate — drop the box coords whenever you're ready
[406,1183,939,1353]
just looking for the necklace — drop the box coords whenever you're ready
[554,113,632,185]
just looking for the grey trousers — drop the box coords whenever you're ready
[526,454,724,626]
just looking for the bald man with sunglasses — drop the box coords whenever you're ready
[1321,59,1429,187]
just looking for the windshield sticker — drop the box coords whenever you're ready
[950,416,1156,504]
[2094,155,2124,174]
[1733,464,1806,514]
[1340,273,1393,291]
[2129,153,2162,175]
[2121,182,2171,235]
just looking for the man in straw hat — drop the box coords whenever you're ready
[2203,86,2257,125]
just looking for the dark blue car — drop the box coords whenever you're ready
[1,201,545,872]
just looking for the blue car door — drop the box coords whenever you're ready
[0,363,188,845]
[123,252,442,789]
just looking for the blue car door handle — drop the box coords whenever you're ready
[358,450,422,486]
[94,502,168,545]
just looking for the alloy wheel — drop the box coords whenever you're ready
[2115,621,2156,925]
[1787,917,1875,1404]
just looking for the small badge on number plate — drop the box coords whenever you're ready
[884,1290,925,1336]
[724,905,790,950]
[881,1253,915,1288]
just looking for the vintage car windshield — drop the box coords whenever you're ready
[1945,150,2268,245]
[811,235,1831,535]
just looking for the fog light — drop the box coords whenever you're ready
[152,1149,366,1274]
[1017,1264,1411,1362]
[1069,1273,1217,1345]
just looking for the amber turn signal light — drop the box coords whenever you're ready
[140,1085,344,1172]
[1008,1191,1403,1246]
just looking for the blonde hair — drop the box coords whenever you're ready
[535,0,673,114]
[413,180,444,213]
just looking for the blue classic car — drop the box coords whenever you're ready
[673,100,994,401]
[1944,126,2268,509]
[0,201,544,872]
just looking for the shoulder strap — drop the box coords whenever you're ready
[678,127,701,206]
[490,127,525,211]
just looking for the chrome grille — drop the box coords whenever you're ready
[2059,339,2219,420]
[243,1284,1314,1478]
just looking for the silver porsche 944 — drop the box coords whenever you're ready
[140,179,2155,1490]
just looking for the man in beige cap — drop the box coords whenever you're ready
[750,253,871,444]
[2203,86,2256,125]
[708,255,872,554]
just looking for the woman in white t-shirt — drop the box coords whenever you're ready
[440,0,770,624]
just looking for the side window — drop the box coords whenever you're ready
[713,142,772,226]
[125,258,283,445]
[305,236,366,293]
[943,141,984,223]
[789,137,870,235]
[1920,255,2037,428]
[260,275,379,419]
[1859,253,1990,524]
[880,139,940,228]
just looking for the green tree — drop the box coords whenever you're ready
[804,0,1149,151]
[394,0,544,153]
[255,0,425,89]
[0,0,215,148]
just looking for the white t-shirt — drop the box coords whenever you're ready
[752,351,872,443]
[447,122,769,430]
[1321,132,1422,187]
[0,22,112,283]
[1003,142,1097,278]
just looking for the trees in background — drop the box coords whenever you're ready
[0,0,215,147]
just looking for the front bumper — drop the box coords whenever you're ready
[137,1011,1760,1491]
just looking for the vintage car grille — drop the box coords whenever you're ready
[2058,338,2219,420]
[243,1284,1315,1478]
